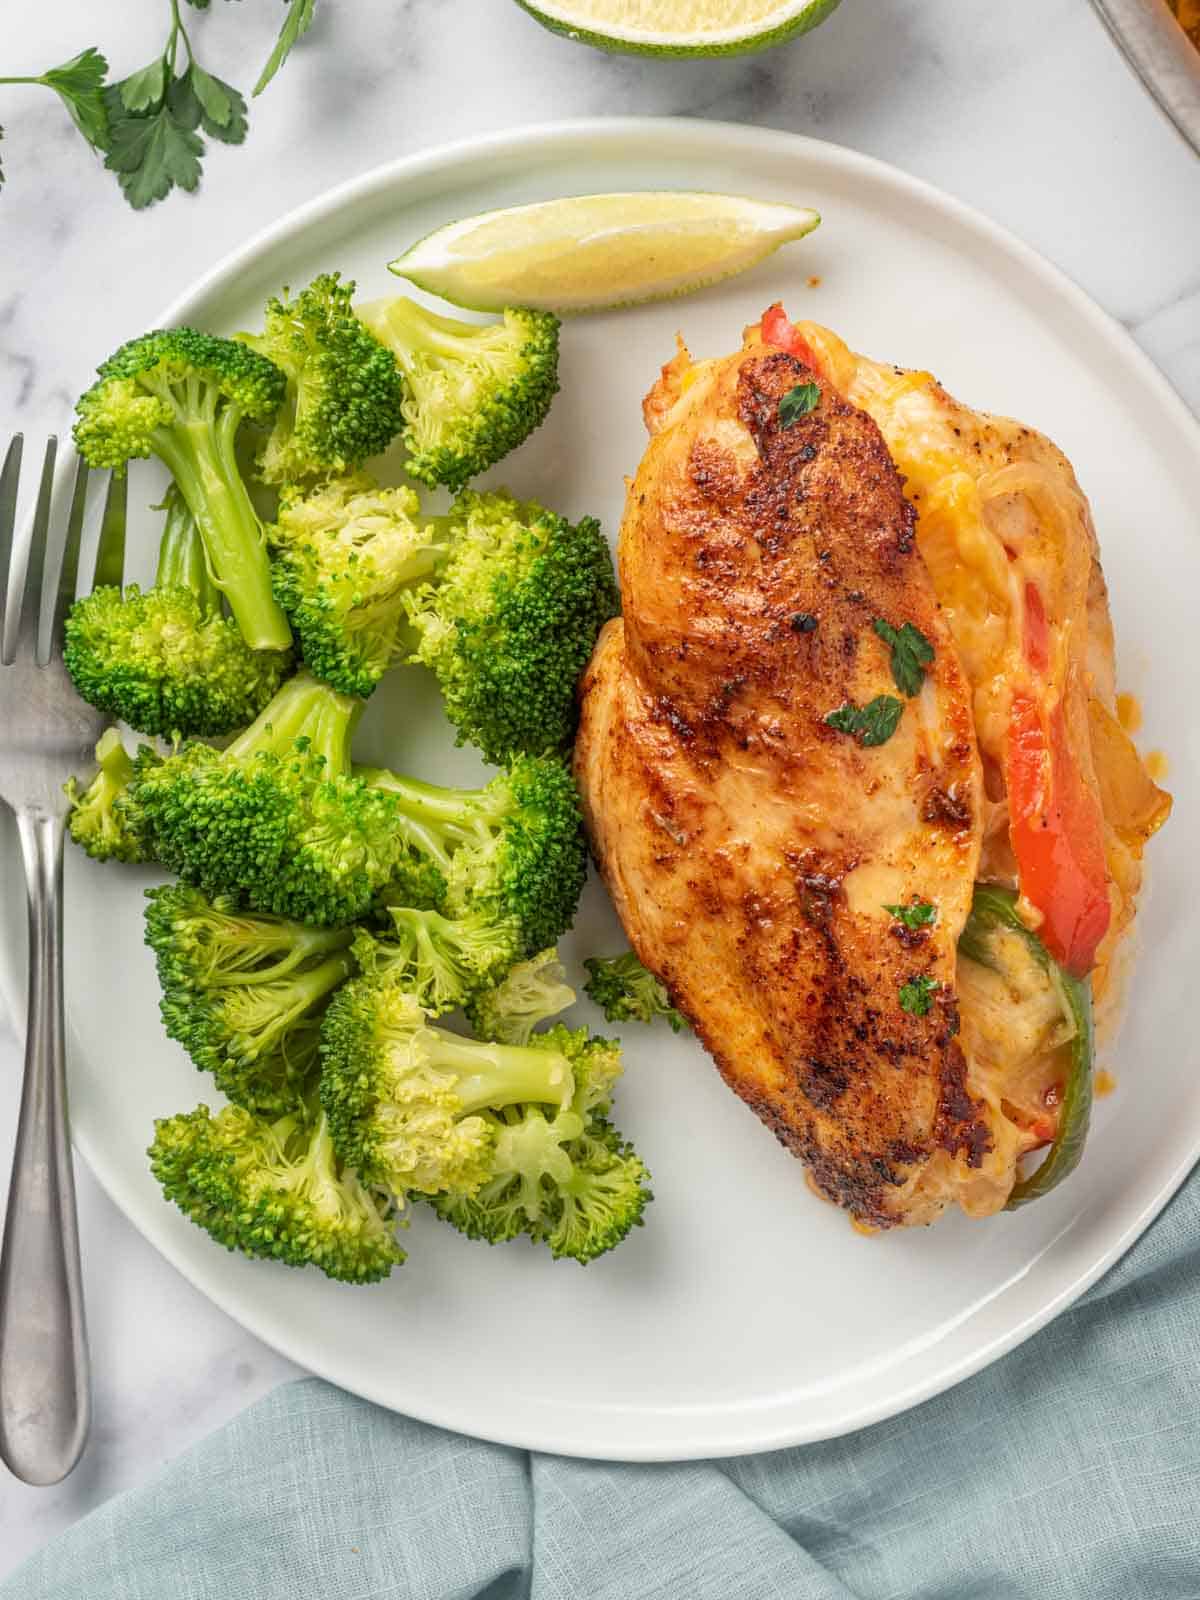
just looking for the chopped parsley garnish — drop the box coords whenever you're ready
[885,900,937,929]
[791,612,818,633]
[778,382,820,427]
[824,694,904,748]
[873,618,934,697]
[899,975,939,1016]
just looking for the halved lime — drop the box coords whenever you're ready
[388,192,820,314]
[514,0,843,56]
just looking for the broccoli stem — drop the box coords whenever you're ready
[356,768,488,872]
[93,725,134,789]
[225,953,354,1050]
[227,673,362,770]
[203,923,354,987]
[155,487,222,617]
[425,1029,575,1115]
[364,297,486,375]
[151,401,291,651]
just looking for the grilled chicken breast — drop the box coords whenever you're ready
[575,328,994,1228]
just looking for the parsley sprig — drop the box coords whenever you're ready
[873,617,934,698]
[779,382,820,427]
[825,694,904,748]
[0,48,109,189]
[898,975,939,1017]
[885,900,937,930]
[0,0,317,209]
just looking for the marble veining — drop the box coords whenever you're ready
[1,0,1198,1576]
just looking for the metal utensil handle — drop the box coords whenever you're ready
[0,809,89,1484]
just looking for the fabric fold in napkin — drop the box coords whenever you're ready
[6,1168,1200,1600]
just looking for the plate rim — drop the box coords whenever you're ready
[6,115,1199,1462]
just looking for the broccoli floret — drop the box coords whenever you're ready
[465,947,575,1045]
[66,727,156,863]
[584,951,688,1032]
[72,327,292,651]
[540,1022,625,1121]
[404,489,618,765]
[268,473,445,698]
[65,487,291,737]
[319,983,577,1197]
[240,273,405,486]
[145,884,355,1115]
[427,1026,650,1263]
[351,906,520,1018]
[354,298,559,492]
[431,1115,650,1264]
[125,672,406,926]
[362,754,588,957]
[149,1101,404,1283]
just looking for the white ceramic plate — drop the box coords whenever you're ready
[2,119,1197,1463]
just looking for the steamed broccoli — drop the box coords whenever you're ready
[149,1101,404,1283]
[430,1114,651,1263]
[145,884,355,1115]
[240,273,405,486]
[319,984,577,1197]
[584,951,688,1033]
[351,906,520,1018]
[72,327,292,651]
[404,489,618,765]
[268,473,445,697]
[65,487,291,737]
[465,947,576,1045]
[362,755,588,957]
[125,672,406,926]
[427,1025,651,1263]
[66,728,156,864]
[354,297,559,492]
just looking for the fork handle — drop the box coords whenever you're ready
[0,809,89,1484]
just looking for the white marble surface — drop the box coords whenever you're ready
[0,0,1197,1578]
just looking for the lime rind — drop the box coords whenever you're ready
[388,192,821,315]
[514,0,843,57]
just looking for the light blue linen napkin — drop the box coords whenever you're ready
[6,1166,1200,1600]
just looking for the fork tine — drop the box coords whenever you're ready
[0,436,23,636]
[3,436,56,666]
[92,470,127,592]
[47,455,90,660]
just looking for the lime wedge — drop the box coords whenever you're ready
[515,0,843,56]
[388,192,820,314]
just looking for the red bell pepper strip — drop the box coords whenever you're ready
[1006,579,1110,978]
[760,303,817,368]
[1006,690,1110,978]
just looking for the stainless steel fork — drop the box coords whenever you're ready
[0,436,126,1485]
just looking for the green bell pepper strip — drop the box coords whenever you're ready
[958,884,1095,1209]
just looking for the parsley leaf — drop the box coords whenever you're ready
[779,382,820,428]
[103,77,204,210]
[190,62,245,140]
[873,617,934,697]
[899,975,939,1016]
[884,900,937,929]
[119,58,167,115]
[255,0,317,96]
[41,48,111,148]
[824,694,904,748]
